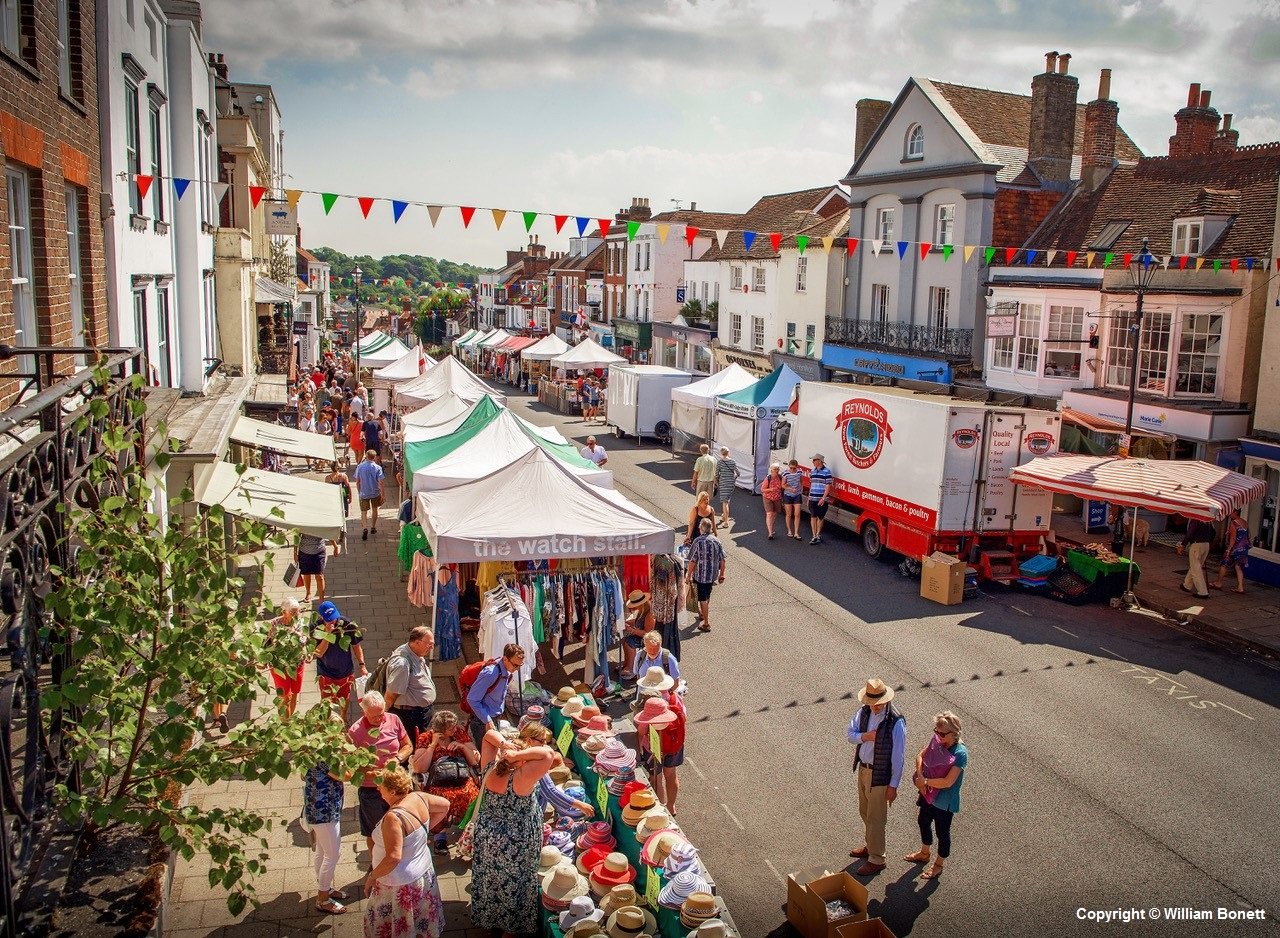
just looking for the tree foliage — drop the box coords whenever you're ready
[310,247,490,287]
[45,370,376,914]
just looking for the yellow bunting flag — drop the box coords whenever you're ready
[491,208,507,230]
[822,236,835,253]
[426,205,443,227]
[285,188,302,209]
[1196,257,1206,270]
[657,224,670,244]
[963,245,976,263]
[1085,252,1096,267]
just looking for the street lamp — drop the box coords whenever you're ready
[1114,236,1158,561]
[353,265,363,376]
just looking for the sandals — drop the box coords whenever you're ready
[1209,583,1223,590]
[316,899,347,915]
[696,623,712,633]
[903,850,931,863]
[328,889,349,901]
[920,863,944,880]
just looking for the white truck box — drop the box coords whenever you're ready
[606,365,695,442]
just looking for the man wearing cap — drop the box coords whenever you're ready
[846,678,906,875]
[691,444,717,497]
[313,601,367,711]
[806,453,835,545]
[685,518,725,633]
[384,625,437,742]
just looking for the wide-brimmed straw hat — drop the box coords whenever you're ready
[621,789,657,826]
[635,808,675,841]
[572,703,603,727]
[561,697,588,720]
[559,895,605,931]
[540,845,566,871]
[636,667,675,693]
[634,696,678,728]
[577,714,615,739]
[680,892,720,928]
[553,686,578,706]
[599,884,640,917]
[543,862,590,902]
[625,590,651,608]
[858,677,894,706]
[581,734,609,756]
[589,852,637,894]
[640,828,690,868]
[605,905,658,938]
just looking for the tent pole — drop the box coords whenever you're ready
[1126,508,1138,599]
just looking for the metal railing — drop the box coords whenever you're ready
[0,345,145,936]
[824,317,973,359]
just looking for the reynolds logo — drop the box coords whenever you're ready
[837,398,893,470]
[952,428,980,449]
[1025,431,1055,455]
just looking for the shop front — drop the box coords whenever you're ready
[612,318,652,363]
[709,343,772,377]
[1061,390,1251,462]
[1240,436,1280,587]
[821,345,952,383]
[771,350,828,382]
[653,321,714,374]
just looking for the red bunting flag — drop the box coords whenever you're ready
[553,214,568,234]
[919,242,931,260]
[1230,258,1239,272]
[1065,251,1077,267]
[1005,247,1017,264]
[598,219,612,238]
[358,197,375,218]
[847,238,859,255]
[769,232,782,253]
[1122,252,1133,269]
[1179,256,1189,269]
[136,175,154,199]
[460,206,476,228]
[249,185,266,208]
[685,225,699,247]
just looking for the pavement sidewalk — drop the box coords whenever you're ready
[1053,513,1280,661]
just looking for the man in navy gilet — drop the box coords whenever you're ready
[847,677,906,875]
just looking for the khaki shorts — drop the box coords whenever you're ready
[696,480,715,497]
[359,496,380,510]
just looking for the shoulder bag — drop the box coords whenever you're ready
[455,767,494,862]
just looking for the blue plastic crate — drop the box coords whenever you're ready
[1019,554,1059,577]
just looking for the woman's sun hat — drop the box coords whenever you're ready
[589,852,637,896]
[605,904,658,938]
[640,828,690,868]
[606,769,637,796]
[621,789,658,826]
[572,703,603,727]
[581,733,609,756]
[540,845,565,871]
[663,841,700,875]
[679,892,721,928]
[549,764,574,786]
[542,862,590,905]
[576,843,612,877]
[858,677,894,706]
[577,714,615,739]
[686,921,732,938]
[559,895,605,932]
[553,686,578,706]
[658,870,710,909]
[636,667,675,694]
[576,821,617,853]
[625,590,651,609]
[599,884,641,917]
[561,697,588,721]
[635,808,676,842]
[634,696,678,728]
[595,739,637,776]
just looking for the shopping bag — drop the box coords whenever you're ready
[283,562,301,588]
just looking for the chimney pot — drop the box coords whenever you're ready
[1045,51,1058,73]
[690,201,697,211]
[1097,68,1111,100]
[1223,113,1233,132]
[1199,89,1212,108]
[1188,83,1200,107]
[1057,52,1071,75]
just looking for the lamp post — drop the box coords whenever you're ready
[353,265,363,377]
[1114,236,1158,561]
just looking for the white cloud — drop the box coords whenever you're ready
[746,90,764,105]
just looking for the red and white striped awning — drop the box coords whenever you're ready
[1009,454,1266,521]
[1059,407,1175,442]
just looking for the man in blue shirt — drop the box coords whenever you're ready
[351,449,384,540]
[846,677,906,875]
[465,643,526,749]
[807,453,835,545]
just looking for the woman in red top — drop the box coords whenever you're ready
[761,463,784,540]
[634,692,686,815]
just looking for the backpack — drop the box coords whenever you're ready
[360,643,410,699]
[457,657,504,716]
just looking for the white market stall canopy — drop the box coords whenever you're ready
[230,415,336,463]
[373,343,435,382]
[355,330,386,350]
[476,329,512,349]
[357,335,412,368]
[401,394,567,445]
[458,329,493,348]
[254,276,294,305]
[416,448,674,563]
[395,356,506,409]
[551,337,627,370]
[409,405,609,494]
[671,363,759,454]
[521,334,571,362]
[452,329,478,347]
[193,462,345,538]
[1008,454,1267,522]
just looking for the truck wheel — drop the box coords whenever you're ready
[861,522,883,560]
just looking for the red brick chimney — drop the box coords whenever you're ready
[1027,51,1080,183]
[1210,113,1240,154]
[1169,83,1220,157]
[854,98,891,160]
[1081,69,1119,191]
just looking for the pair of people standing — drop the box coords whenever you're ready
[846,679,969,881]
[691,445,736,526]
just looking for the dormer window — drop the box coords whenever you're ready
[1090,220,1130,251]
[1173,219,1202,256]
[905,124,925,160]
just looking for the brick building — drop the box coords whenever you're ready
[1,0,106,403]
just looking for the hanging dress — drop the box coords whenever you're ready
[434,571,462,662]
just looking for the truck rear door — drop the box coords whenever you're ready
[977,411,1027,533]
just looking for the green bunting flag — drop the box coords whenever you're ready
[321,193,339,215]
[942,244,953,261]
[1103,252,1114,268]
[796,235,809,255]
[983,247,996,265]
[523,211,537,232]
[627,221,639,241]
[1213,259,1222,271]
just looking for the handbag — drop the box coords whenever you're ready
[283,561,301,588]
[455,768,493,862]
[427,754,476,789]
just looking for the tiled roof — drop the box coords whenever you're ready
[779,209,852,250]
[929,80,1144,163]
[650,208,744,228]
[296,246,317,263]
[700,186,847,261]
[1028,144,1280,258]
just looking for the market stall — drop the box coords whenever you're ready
[369,343,434,415]
[669,363,757,456]
[407,405,612,494]
[605,365,694,443]
[356,334,412,370]
[193,462,345,538]
[229,414,336,465]
[713,364,801,493]
[519,333,571,392]
[551,337,627,371]
[402,393,568,445]
[395,356,505,410]
[492,334,540,386]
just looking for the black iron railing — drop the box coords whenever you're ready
[824,316,973,359]
[0,346,145,936]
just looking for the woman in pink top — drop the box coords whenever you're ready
[761,463,784,540]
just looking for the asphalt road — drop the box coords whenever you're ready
[510,393,1280,938]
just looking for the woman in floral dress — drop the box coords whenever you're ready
[363,767,449,938]
[469,723,555,937]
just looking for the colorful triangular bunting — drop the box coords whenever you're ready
[769,232,782,253]
[553,214,568,234]
[685,225,700,247]
[715,229,729,247]
[460,206,476,228]
[1103,252,1114,268]
[942,244,953,261]
[321,193,339,215]
[896,241,908,259]
[357,197,374,218]
[392,200,408,223]
[427,205,443,227]
[1046,250,1057,266]
[847,238,859,255]
[743,231,757,251]
[598,219,612,238]
[657,224,670,243]
[136,174,154,200]
[627,221,639,241]
[919,242,931,260]
[797,235,809,255]
[575,217,588,237]
[1026,249,1038,265]
[963,245,975,263]
[523,211,537,232]
[172,177,189,200]
[822,236,835,253]
[491,208,507,230]
[1065,250,1077,267]
[250,185,267,208]
[984,247,996,265]
[1196,257,1206,270]
[1005,247,1017,264]
[285,188,302,209]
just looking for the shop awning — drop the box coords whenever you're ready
[496,335,539,352]
[254,276,295,305]
[230,415,337,463]
[1059,407,1175,442]
[1008,454,1266,521]
[193,462,345,538]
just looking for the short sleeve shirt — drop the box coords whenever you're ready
[314,617,363,678]
[808,466,834,499]
[348,713,409,787]
[385,643,437,708]
[688,534,725,584]
[303,761,344,824]
[349,395,366,420]
[352,460,384,499]
[580,445,607,466]
[694,454,718,482]
[362,418,383,453]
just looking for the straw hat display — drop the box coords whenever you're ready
[588,852,637,897]
[679,892,721,929]
[572,703,603,727]
[663,841,700,876]
[636,666,675,694]
[547,829,576,860]
[559,895,605,932]
[605,904,658,938]
[640,828,690,868]
[577,714,615,739]
[549,764,574,786]
[621,789,657,826]
[576,843,612,877]
[542,862,590,908]
[686,922,733,938]
[635,807,676,841]
[619,781,649,807]
[599,884,641,917]
[565,920,607,938]
[594,739,637,776]
[561,698,588,721]
[581,733,609,756]
[540,845,565,871]
[553,686,578,706]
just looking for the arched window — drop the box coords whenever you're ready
[906,124,925,159]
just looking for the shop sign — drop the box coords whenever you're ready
[821,345,952,383]
[711,346,772,377]
[1061,390,1249,442]
[614,319,642,341]
[676,287,686,303]
[291,320,309,336]
[771,351,826,382]
[986,314,1017,338]
[263,199,296,237]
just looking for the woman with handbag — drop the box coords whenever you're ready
[410,711,481,853]
[905,711,969,880]
[1211,508,1251,594]
[296,532,329,603]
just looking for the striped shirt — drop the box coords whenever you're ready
[782,469,804,497]
[808,466,834,500]
[687,534,725,584]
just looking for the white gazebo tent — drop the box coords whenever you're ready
[357,335,412,369]
[521,334,571,361]
[669,363,758,455]
[370,344,435,415]
[193,463,346,539]
[400,391,481,431]
[395,356,505,410]
[415,448,675,563]
[551,337,627,371]
[230,414,336,464]
[354,330,386,351]
[401,394,568,445]
[713,364,802,492]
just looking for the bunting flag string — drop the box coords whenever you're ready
[116,173,1280,275]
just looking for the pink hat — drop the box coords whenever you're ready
[577,714,614,738]
[594,739,637,776]
[634,697,678,728]
[576,821,617,853]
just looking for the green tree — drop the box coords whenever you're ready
[679,298,703,321]
[46,370,375,914]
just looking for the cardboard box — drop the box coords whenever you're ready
[787,870,869,938]
[835,919,898,938]
[920,551,965,605]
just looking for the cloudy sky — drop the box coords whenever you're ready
[204,0,1280,268]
